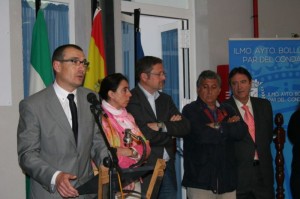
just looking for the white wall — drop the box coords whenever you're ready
[194,0,253,77]
[259,0,300,38]
[140,16,179,59]
[132,0,189,9]
[194,0,300,78]
[0,1,24,198]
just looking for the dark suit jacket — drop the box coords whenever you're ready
[287,109,300,198]
[17,85,108,199]
[182,97,248,193]
[126,86,190,186]
[224,96,274,197]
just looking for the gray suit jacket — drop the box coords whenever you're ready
[224,96,274,197]
[17,86,108,199]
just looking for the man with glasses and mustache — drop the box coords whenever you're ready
[126,56,190,199]
[17,44,108,199]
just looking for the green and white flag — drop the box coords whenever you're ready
[29,9,53,95]
[27,9,53,199]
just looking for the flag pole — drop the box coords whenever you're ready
[35,0,41,16]
[134,8,141,65]
[91,0,98,21]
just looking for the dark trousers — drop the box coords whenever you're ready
[237,165,274,199]
[141,160,177,199]
[290,169,300,199]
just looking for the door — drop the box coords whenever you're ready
[160,20,190,199]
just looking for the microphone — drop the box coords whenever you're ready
[87,93,102,111]
[123,129,133,147]
[123,129,148,168]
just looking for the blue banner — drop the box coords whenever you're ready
[229,39,300,199]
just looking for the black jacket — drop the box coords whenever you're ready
[182,97,248,194]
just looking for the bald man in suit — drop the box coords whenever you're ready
[224,67,274,199]
[17,44,108,198]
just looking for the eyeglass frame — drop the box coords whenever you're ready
[148,71,167,77]
[58,59,90,68]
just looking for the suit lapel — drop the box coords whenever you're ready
[45,86,77,148]
[76,88,90,148]
[229,97,254,143]
[250,97,259,142]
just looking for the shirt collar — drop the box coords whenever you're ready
[53,81,77,102]
[233,96,253,110]
[138,83,160,100]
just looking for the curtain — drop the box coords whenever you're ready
[122,21,135,89]
[161,29,179,108]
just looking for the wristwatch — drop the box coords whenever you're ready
[157,122,164,132]
[214,122,221,129]
[130,148,138,158]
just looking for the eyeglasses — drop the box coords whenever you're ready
[58,59,89,68]
[148,72,167,77]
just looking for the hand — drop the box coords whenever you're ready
[123,182,135,190]
[207,122,216,129]
[169,114,182,121]
[116,147,132,157]
[56,172,78,198]
[228,115,240,123]
[115,182,135,198]
[147,122,159,131]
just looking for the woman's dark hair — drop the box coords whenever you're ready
[228,66,252,86]
[99,73,129,100]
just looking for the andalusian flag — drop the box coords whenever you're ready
[84,7,107,92]
[29,9,53,95]
[27,9,53,199]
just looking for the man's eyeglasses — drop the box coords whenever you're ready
[58,59,89,68]
[148,72,167,77]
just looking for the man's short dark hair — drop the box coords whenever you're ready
[228,67,252,86]
[52,44,83,64]
[196,70,221,88]
[135,56,163,82]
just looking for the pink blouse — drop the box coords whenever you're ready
[101,100,151,168]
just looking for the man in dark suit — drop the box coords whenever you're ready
[126,56,190,199]
[224,67,274,199]
[17,44,108,198]
[287,105,300,199]
[182,70,248,199]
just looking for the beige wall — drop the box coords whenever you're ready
[194,0,300,81]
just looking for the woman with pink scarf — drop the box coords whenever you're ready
[99,73,151,198]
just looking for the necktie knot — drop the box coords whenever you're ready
[242,104,249,112]
[67,93,75,101]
